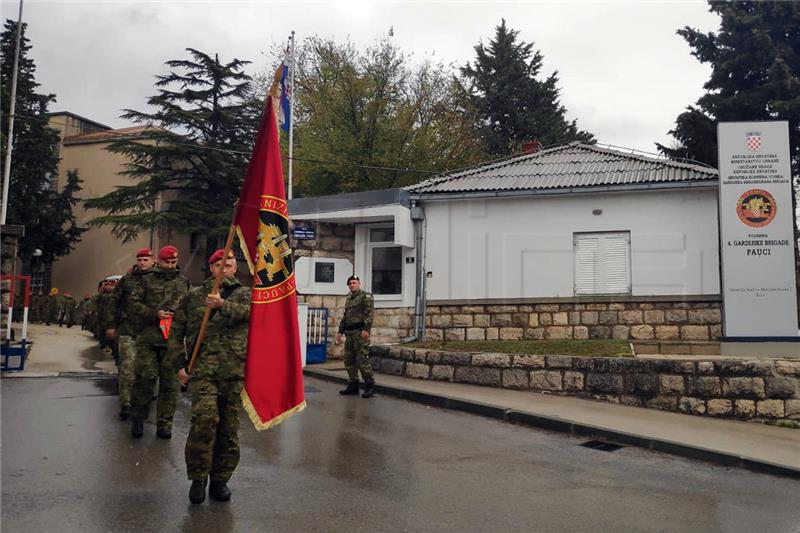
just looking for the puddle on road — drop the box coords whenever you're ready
[80,344,113,372]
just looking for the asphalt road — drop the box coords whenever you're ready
[2,376,799,533]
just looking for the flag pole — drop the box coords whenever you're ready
[185,205,239,378]
[287,30,295,200]
[1,0,25,224]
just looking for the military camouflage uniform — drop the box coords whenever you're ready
[94,291,116,348]
[338,289,375,384]
[129,267,190,432]
[170,276,250,482]
[108,267,153,412]
[31,293,44,323]
[60,295,78,327]
[44,294,61,325]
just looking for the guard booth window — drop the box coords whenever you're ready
[369,227,402,296]
[574,231,631,295]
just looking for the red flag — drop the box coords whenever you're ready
[235,95,305,431]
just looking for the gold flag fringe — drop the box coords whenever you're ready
[241,387,306,432]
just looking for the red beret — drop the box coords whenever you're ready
[208,248,234,265]
[136,247,153,258]
[159,245,178,260]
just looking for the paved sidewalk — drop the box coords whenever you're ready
[2,323,116,377]
[305,361,800,478]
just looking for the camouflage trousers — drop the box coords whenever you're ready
[344,331,373,382]
[186,379,242,482]
[130,343,177,431]
[117,335,137,408]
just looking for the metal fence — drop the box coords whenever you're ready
[306,307,328,364]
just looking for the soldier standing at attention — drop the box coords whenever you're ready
[106,248,155,420]
[129,245,189,439]
[173,249,250,504]
[336,275,376,398]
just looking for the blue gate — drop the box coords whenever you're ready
[306,307,329,364]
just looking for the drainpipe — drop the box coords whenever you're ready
[402,202,426,342]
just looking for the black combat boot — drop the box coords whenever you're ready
[209,479,232,501]
[361,379,376,399]
[118,405,130,421]
[189,478,207,504]
[156,427,172,439]
[130,418,144,438]
[339,381,359,395]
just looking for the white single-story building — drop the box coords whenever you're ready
[289,142,723,351]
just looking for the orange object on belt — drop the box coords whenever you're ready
[159,315,173,340]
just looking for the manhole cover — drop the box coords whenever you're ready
[580,440,624,452]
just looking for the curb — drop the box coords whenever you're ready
[304,367,800,480]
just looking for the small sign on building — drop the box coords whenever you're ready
[292,225,316,240]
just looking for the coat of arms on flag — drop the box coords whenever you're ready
[746,131,761,151]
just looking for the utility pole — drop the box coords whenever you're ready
[288,30,295,200]
[1,0,25,224]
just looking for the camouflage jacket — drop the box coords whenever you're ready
[169,276,250,381]
[108,267,153,336]
[338,289,374,334]
[129,267,190,345]
[94,293,116,330]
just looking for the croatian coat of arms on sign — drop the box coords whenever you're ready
[746,131,761,151]
[736,188,776,228]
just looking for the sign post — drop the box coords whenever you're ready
[717,121,799,339]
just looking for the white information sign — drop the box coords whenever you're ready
[717,121,798,338]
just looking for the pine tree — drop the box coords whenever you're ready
[461,19,594,156]
[1,19,85,264]
[85,48,262,247]
[658,2,800,177]
[658,2,800,292]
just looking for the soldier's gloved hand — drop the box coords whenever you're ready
[335,333,343,345]
[360,330,370,341]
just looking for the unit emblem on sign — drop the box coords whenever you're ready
[736,189,776,228]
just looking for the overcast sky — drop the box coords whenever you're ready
[5,0,720,154]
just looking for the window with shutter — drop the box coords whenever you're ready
[574,232,631,295]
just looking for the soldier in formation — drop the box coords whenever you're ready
[106,248,155,420]
[172,249,250,504]
[44,287,61,325]
[129,245,189,440]
[336,275,376,398]
[59,291,78,327]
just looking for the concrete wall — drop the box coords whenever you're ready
[423,188,720,301]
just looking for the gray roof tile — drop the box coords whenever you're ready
[406,142,717,194]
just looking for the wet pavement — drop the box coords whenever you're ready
[3,376,800,532]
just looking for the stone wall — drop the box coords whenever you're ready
[294,222,413,357]
[424,301,722,342]
[370,345,800,422]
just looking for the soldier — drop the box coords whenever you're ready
[107,248,156,420]
[60,291,78,327]
[335,275,376,398]
[44,288,61,326]
[129,245,189,440]
[75,294,91,330]
[31,290,44,323]
[173,249,250,504]
[96,277,120,353]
